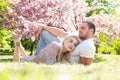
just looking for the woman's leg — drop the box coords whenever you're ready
[12,32,27,61]
[13,46,27,62]
[13,46,20,62]
[19,46,27,58]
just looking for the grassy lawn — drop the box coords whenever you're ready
[0,54,120,80]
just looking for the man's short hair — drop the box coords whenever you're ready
[82,21,96,35]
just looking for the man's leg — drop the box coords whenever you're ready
[34,30,61,55]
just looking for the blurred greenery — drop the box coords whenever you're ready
[0,0,9,11]
[97,32,120,55]
[0,28,13,48]
[0,48,13,55]
[0,0,12,49]
[86,0,120,17]
[21,39,38,55]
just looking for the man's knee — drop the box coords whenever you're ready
[40,30,51,37]
[40,30,60,43]
[40,30,56,40]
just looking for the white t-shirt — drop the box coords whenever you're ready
[70,38,96,63]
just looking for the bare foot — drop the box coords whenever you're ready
[12,32,22,47]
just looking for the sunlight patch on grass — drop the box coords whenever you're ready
[0,54,120,80]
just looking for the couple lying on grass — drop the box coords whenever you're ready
[13,21,96,66]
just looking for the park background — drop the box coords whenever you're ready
[0,0,120,80]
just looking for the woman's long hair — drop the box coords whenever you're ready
[56,34,80,62]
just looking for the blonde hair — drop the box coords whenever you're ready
[56,34,80,62]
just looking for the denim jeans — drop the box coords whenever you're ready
[34,30,61,55]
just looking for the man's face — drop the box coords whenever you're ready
[78,22,91,40]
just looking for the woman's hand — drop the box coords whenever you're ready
[34,26,43,38]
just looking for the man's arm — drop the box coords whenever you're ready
[40,24,69,38]
[79,56,93,66]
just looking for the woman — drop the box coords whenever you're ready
[12,32,80,64]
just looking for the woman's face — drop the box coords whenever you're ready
[63,37,79,52]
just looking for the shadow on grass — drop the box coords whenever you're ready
[0,58,13,62]
[0,54,107,63]
[93,55,106,63]
[0,56,106,63]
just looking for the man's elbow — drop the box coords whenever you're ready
[85,59,94,66]
[80,59,93,66]
[84,61,92,66]
[80,62,92,66]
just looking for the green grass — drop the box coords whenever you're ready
[0,54,120,80]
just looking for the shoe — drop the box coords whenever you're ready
[12,32,22,47]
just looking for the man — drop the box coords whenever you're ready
[34,21,96,66]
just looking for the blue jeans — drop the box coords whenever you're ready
[34,30,61,55]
